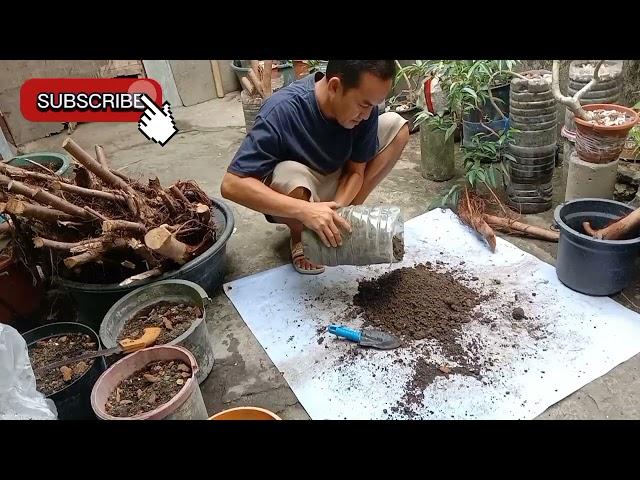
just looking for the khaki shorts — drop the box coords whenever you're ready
[265,112,407,219]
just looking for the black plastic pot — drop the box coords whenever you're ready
[554,199,640,296]
[57,198,234,331]
[22,322,105,420]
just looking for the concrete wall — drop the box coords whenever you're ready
[0,60,111,146]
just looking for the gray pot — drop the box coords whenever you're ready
[99,279,214,384]
[554,198,640,296]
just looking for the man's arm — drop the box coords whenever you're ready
[221,172,351,247]
[334,160,366,207]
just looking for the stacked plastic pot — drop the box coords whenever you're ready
[506,70,557,213]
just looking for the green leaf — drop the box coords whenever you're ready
[444,123,457,142]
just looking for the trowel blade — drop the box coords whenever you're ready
[359,329,401,350]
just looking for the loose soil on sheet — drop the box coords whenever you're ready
[29,333,97,396]
[105,360,191,417]
[117,301,201,345]
[353,263,482,362]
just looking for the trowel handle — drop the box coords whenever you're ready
[328,325,361,343]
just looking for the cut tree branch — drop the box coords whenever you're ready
[95,145,108,169]
[551,59,602,121]
[2,199,74,222]
[51,181,127,203]
[484,214,559,242]
[1,175,90,219]
[144,224,193,264]
[63,237,130,269]
[102,219,147,234]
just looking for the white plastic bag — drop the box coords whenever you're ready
[0,324,57,420]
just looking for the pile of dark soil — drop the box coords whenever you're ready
[353,263,482,362]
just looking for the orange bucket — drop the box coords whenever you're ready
[209,407,281,420]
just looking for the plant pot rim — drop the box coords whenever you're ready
[91,345,198,420]
[554,198,640,246]
[574,104,639,132]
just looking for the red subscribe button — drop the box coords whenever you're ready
[21,78,163,122]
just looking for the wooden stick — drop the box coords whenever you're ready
[158,189,177,215]
[145,224,192,264]
[1,175,90,219]
[250,60,260,77]
[51,181,126,203]
[111,168,131,183]
[119,267,164,286]
[210,60,225,98]
[33,236,108,250]
[484,214,559,242]
[169,185,189,203]
[247,69,266,99]
[0,163,65,183]
[240,77,255,95]
[262,60,273,97]
[102,219,147,234]
[63,237,129,269]
[63,138,129,191]
[2,198,74,222]
[84,206,108,221]
[95,145,108,169]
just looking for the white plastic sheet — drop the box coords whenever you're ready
[224,208,640,419]
[0,324,57,420]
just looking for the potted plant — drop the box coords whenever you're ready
[413,110,456,181]
[552,60,639,200]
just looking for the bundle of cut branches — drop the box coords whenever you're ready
[0,139,215,286]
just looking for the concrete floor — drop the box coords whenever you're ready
[22,93,640,419]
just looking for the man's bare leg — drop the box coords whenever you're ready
[351,124,410,205]
[270,186,324,271]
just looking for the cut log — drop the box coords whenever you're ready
[144,224,192,264]
[195,203,210,224]
[3,198,75,222]
[0,163,66,183]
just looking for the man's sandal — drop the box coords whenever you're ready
[290,239,325,275]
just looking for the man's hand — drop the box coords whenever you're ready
[298,202,352,248]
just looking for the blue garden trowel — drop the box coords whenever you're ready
[328,325,401,350]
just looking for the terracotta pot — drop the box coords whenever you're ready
[574,104,639,164]
[209,406,281,420]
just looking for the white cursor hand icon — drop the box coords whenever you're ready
[138,94,178,146]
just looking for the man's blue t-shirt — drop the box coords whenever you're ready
[227,72,379,179]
